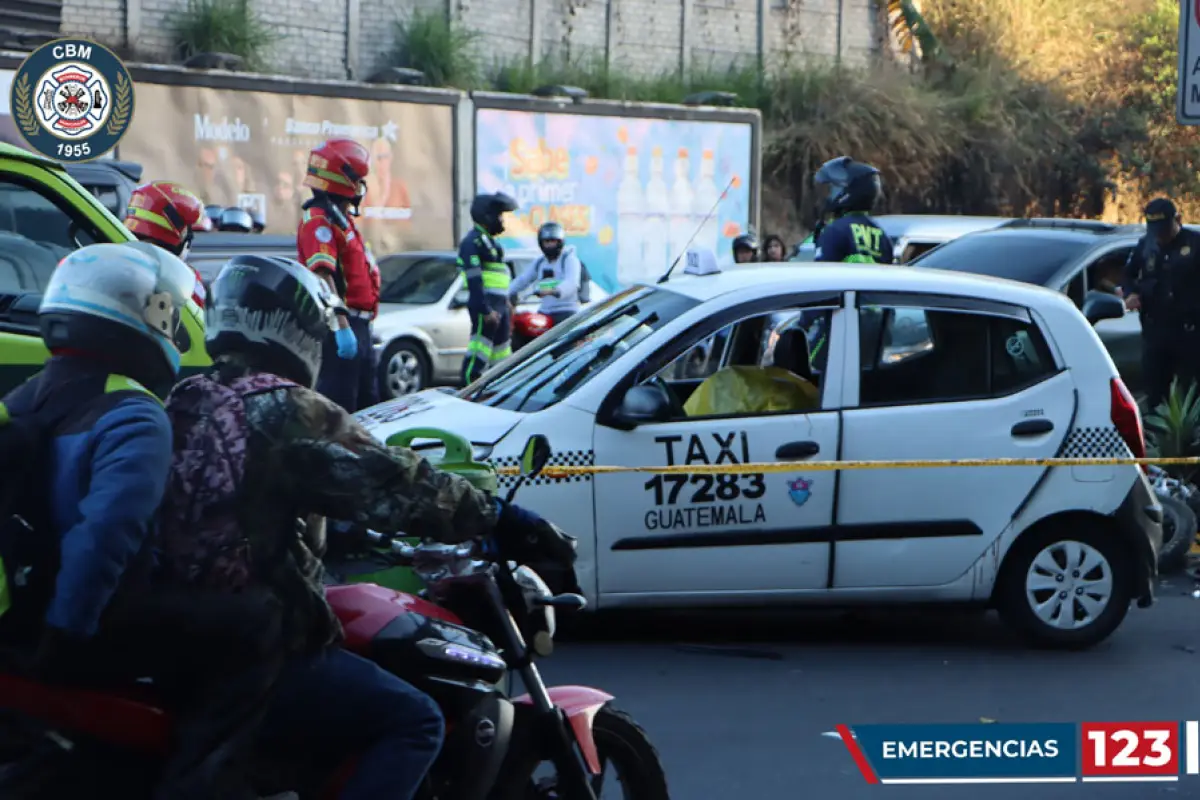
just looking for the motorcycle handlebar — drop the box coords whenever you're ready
[365,530,476,565]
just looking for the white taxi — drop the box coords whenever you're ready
[354,259,1162,649]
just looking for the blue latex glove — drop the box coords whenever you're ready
[335,325,358,359]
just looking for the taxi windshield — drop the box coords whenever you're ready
[460,286,699,413]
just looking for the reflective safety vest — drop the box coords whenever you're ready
[458,226,510,297]
[481,258,510,293]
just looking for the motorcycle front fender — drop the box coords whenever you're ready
[511,685,613,774]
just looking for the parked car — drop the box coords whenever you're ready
[372,249,608,399]
[354,262,1161,649]
[0,143,210,396]
[909,219,1148,394]
[63,159,143,218]
[791,214,1012,263]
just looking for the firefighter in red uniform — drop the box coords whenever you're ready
[123,180,210,309]
[123,180,205,258]
[296,138,382,413]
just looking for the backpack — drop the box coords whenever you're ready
[156,371,297,590]
[0,401,60,637]
[578,261,592,304]
[0,374,153,641]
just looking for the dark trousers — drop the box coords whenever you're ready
[548,310,575,327]
[461,297,512,385]
[317,315,379,414]
[1142,327,1200,412]
[256,647,444,800]
[58,586,285,799]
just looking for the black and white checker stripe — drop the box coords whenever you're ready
[1055,427,1133,460]
[494,450,595,487]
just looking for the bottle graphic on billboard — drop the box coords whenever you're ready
[693,149,721,255]
[642,146,670,281]
[669,148,694,266]
[617,146,644,287]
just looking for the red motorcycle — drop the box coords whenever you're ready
[511,309,553,352]
[0,436,668,799]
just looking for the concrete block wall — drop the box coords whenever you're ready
[59,0,880,82]
[60,0,126,48]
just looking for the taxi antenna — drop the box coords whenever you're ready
[657,177,736,284]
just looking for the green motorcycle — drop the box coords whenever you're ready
[324,427,499,593]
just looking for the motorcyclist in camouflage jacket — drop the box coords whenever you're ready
[155,254,575,800]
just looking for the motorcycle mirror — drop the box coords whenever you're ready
[520,435,551,476]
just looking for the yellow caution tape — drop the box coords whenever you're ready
[494,456,1200,477]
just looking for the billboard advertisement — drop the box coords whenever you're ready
[119,82,457,254]
[474,107,754,292]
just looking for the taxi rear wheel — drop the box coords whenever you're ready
[995,524,1133,650]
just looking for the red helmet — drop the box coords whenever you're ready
[124,181,205,249]
[303,138,370,199]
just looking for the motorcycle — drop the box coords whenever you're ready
[0,434,669,799]
[512,309,553,352]
[1147,464,1199,572]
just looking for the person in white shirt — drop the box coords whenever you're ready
[509,222,583,326]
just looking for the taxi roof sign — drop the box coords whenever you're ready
[682,247,720,276]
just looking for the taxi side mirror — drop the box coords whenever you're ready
[520,434,551,476]
[612,384,672,427]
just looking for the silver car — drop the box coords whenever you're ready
[790,214,1012,263]
[371,249,607,399]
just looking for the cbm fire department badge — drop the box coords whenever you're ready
[9,38,134,163]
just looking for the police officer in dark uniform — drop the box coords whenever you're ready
[1122,197,1200,411]
[459,192,519,384]
[812,156,895,264]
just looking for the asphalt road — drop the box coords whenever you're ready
[535,573,1200,799]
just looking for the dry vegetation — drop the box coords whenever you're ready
[388,0,1200,237]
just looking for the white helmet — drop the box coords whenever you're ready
[39,242,195,389]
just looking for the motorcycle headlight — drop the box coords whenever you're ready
[512,564,555,639]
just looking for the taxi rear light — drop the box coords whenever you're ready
[1110,377,1146,470]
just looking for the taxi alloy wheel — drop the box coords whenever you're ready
[379,339,430,398]
[996,526,1132,650]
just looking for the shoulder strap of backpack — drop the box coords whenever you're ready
[229,372,300,399]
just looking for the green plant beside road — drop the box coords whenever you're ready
[1146,379,1200,482]
[388,9,481,89]
[173,0,278,71]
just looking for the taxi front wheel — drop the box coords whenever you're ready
[995,524,1133,650]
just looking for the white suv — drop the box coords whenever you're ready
[357,264,1163,649]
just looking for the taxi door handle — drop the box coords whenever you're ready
[776,441,820,460]
[1011,419,1054,437]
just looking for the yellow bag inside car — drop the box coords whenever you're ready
[683,365,819,417]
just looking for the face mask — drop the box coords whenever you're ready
[540,240,563,260]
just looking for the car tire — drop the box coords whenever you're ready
[377,339,430,399]
[995,523,1133,650]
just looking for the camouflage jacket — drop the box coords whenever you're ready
[160,358,500,654]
